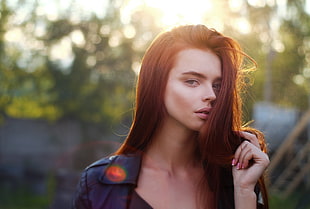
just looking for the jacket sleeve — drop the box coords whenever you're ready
[72,170,91,209]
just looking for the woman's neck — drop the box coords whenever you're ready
[144,120,200,175]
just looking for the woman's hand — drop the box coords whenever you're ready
[232,131,269,209]
[232,131,269,189]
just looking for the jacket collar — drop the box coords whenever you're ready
[97,154,142,186]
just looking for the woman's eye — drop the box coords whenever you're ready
[185,79,199,86]
[212,83,221,91]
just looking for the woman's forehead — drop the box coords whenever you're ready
[170,48,222,78]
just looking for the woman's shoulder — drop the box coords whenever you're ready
[73,154,143,209]
[83,153,142,185]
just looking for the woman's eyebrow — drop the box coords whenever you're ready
[214,77,222,82]
[182,71,222,82]
[181,71,207,79]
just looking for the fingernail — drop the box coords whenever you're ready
[237,163,241,169]
[232,159,236,166]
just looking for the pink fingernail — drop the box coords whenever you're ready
[232,159,236,166]
[237,163,241,169]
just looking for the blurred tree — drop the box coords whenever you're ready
[273,0,310,110]
[39,2,139,125]
[1,0,309,128]
[216,0,279,121]
[244,0,310,111]
[0,0,162,129]
[218,0,310,119]
[0,0,13,121]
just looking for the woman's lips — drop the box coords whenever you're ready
[196,112,209,120]
[195,107,211,120]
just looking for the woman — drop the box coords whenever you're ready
[72,24,269,209]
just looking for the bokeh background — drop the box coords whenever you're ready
[0,0,309,208]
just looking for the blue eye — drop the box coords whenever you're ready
[185,79,199,86]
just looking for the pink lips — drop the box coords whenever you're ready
[195,107,211,120]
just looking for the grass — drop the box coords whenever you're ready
[269,191,310,209]
[0,173,55,209]
[0,188,51,209]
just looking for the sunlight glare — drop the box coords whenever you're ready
[70,30,86,47]
[247,0,266,7]
[49,37,74,69]
[124,0,214,28]
[123,24,137,39]
[307,0,310,15]
[147,0,212,27]
[4,28,23,43]
[293,74,305,86]
[235,18,251,34]
[229,0,244,12]
[303,67,310,78]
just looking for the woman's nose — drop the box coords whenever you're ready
[202,86,216,102]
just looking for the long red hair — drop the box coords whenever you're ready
[116,25,268,209]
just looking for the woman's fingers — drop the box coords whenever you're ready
[233,140,269,168]
[233,140,252,169]
[233,131,268,169]
[239,147,254,169]
[233,140,268,169]
[238,131,260,148]
[232,137,270,190]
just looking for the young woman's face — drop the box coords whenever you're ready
[164,48,222,132]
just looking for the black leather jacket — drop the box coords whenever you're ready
[72,154,264,209]
[72,154,141,209]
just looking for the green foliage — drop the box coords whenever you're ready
[0,187,51,209]
[0,0,156,127]
[269,193,300,209]
[269,192,310,209]
[222,0,310,116]
[0,172,56,209]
